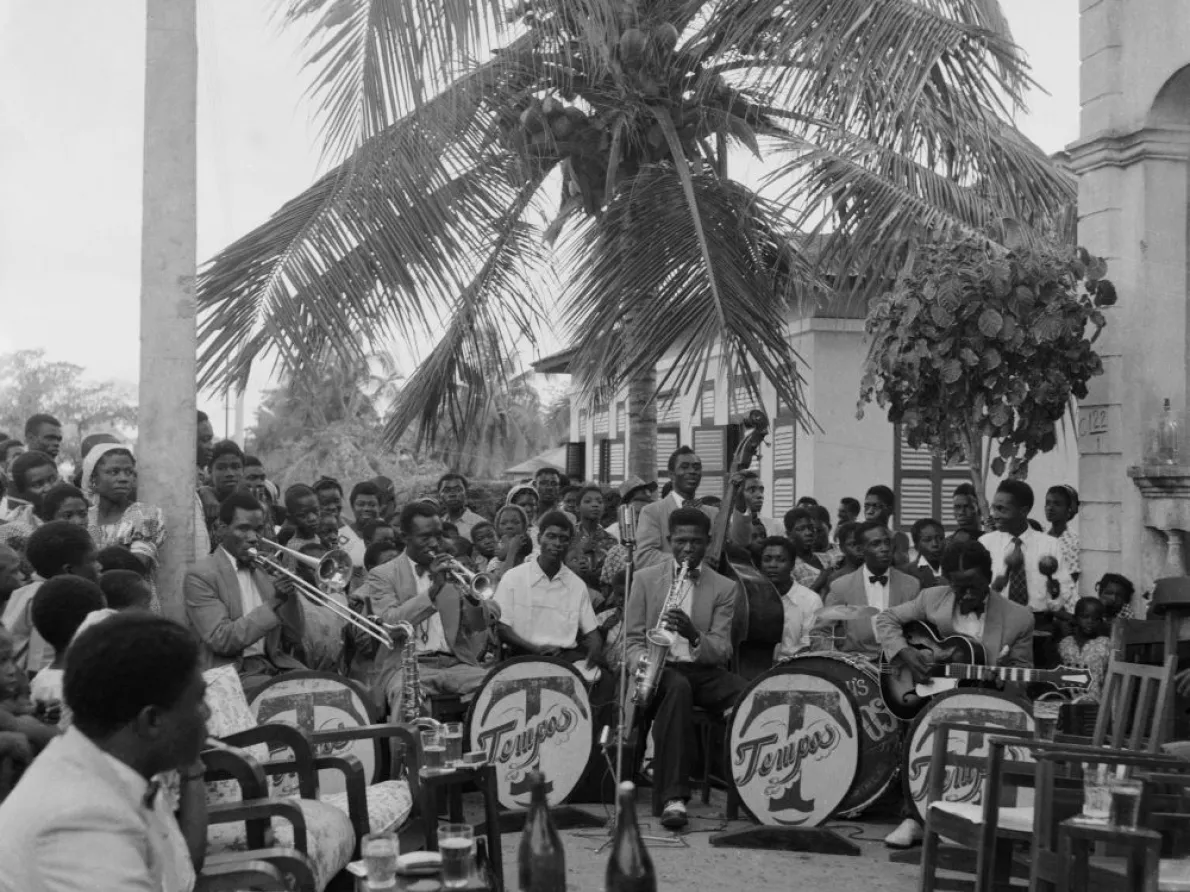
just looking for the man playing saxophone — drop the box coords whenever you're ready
[624,507,746,830]
[354,501,501,717]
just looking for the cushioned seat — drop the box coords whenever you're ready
[322,779,413,835]
[928,800,1035,836]
[207,797,354,892]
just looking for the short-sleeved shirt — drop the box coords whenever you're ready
[493,560,597,650]
[774,583,824,662]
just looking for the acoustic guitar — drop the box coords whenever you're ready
[880,619,1094,721]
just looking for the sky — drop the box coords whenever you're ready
[0,0,1081,438]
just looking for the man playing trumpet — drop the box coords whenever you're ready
[624,508,746,830]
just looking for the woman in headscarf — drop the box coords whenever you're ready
[1045,484,1081,584]
[83,443,166,611]
[486,503,534,582]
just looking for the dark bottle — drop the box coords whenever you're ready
[605,781,656,892]
[518,769,566,892]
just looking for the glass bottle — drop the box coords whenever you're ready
[1147,398,1181,465]
[518,770,566,892]
[605,782,656,892]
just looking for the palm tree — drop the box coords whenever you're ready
[196,0,1074,479]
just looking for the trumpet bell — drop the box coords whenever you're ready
[316,549,354,588]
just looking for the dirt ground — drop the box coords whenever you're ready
[490,790,919,892]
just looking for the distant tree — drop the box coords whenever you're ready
[859,240,1112,519]
[0,349,137,461]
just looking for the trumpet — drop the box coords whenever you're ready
[247,540,396,648]
[632,560,691,706]
[430,552,496,605]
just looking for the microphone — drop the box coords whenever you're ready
[618,503,637,548]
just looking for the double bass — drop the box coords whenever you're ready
[704,408,784,681]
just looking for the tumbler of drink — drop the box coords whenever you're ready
[362,832,399,889]
[1108,777,1143,829]
[1033,699,1061,741]
[421,729,446,774]
[444,721,465,768]
[1081,763,1111,822]
[438,823,475,889]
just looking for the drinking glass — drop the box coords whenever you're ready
[444,721,465,768]
[1108,777,1143,829]
[438,823,475,889]
[1033,699,1061,741]
[361,832,399,889]
[1081,763,1111,822]
[421,729,446,774]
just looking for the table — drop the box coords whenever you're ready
[417,763,503,892]
[1057,817,1161,892]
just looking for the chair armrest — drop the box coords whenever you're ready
[199,848,317,892]
[313,754,370,856]
[222,724,320,800]
[1031,742,1190,770]
[310,722,422,800]
[201,743,269,801]
[926,721,1031,806]
[208,798,308,854]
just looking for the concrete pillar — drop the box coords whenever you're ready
[138,0,197,622]
[1072,0,1190,594]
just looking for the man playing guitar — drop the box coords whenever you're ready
[873,538,1035,849]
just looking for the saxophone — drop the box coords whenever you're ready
[380,621,440,729]
[632,561,691,706]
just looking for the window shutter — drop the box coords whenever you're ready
[700,382,715,423]
[656,429,679,479]
[565,443,585,481]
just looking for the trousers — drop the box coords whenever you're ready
[644,663,747,803]
[383,654,490,718]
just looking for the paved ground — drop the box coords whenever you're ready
[489,790,920,892]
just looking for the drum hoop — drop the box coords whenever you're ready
[900,687,1035,823]
[725,663,862,826]
[785,651,879,679]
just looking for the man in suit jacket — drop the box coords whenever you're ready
[873,538,1034,849]
[625,507,746,830]
[0,614,211,891]
[185,491,306,697]
[635,447,752,568]
[822,521,920,659]
[353,500,501,716]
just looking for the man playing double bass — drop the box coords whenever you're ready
[625,507,746,830]
[873,538,1034,849]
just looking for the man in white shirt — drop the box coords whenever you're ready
[0,613,211,892]
[759,536,824,662]
[979,479,1072,666]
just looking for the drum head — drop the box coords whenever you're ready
[788,653,902,817]
[249,671,379,796]
[901,689,1035,823]
[466,657,593,811]
[727,665,861,827]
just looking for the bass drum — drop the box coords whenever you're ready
[785,652,902,817]
[726,663,861,827]
[466,657,594,812]
[901,688,1035,823]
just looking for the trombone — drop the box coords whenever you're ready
[431,552,496,605]
[246,540,397,648]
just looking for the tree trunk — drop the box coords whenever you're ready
[963,424,992,530]
[627,365,657,481]
[138,0,197,623]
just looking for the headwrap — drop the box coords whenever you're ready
[1054,484,1079,518]
[494,503,530,533]
[82,442,134,501]
[505,483,538,507]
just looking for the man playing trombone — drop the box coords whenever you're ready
[354,501,501,717]
[184,492,307,696]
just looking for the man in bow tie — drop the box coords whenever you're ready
[625,508,746,830]
[873,538,1034,849]
[821,520,920,659]
[185,491,307,697]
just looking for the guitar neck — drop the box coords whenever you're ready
[941,664,1061,684]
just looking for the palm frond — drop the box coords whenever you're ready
[562,166,819,429]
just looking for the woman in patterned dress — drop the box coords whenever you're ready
[83,443,166,612]
[1045,484,1081,585]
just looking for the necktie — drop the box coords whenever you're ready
[682,498,703,509]
[142,777,162,809]
[869,574,889,586]
[1007,538,1029,605]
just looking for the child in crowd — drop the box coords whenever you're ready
[811,506,842,569]
[360,519,399,551]
[825,521,862,587]
[28,576,106,711]
[470,522,499,565]
[909,518,946,588]
[0,627,56,766]
[1057,597,1112,701]
[97,544,150,577]
[363,541,401,572]
[1096,573,1136,621]
[99,569,154,612]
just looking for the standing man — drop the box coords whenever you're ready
[625,508,746,829]
[354,502,501,715]
[863,485,912,565]
[822,521,920,660]
[23,415,63,463]
[874,539,1034,848]
[196,410,215,481]
[438,473,487,541]
[184,492,307,696]
[952,483,984,537]
[532,467,566,524]
[979,479,1071,667]
[837,497,860,530]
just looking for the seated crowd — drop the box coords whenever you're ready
[0,410,1130,882]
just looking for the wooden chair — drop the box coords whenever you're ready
[921,654,1178,892]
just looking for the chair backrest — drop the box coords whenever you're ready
[1092,654,1177,751]
[1112,618,1178,665]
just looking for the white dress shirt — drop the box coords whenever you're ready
[493,560,597,649]
[863,569,891,612]
[979,528,1073,612]
[220,548,266,657]
[774,582,824,662]
[952,606,986,642]
[401,554,450,655]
